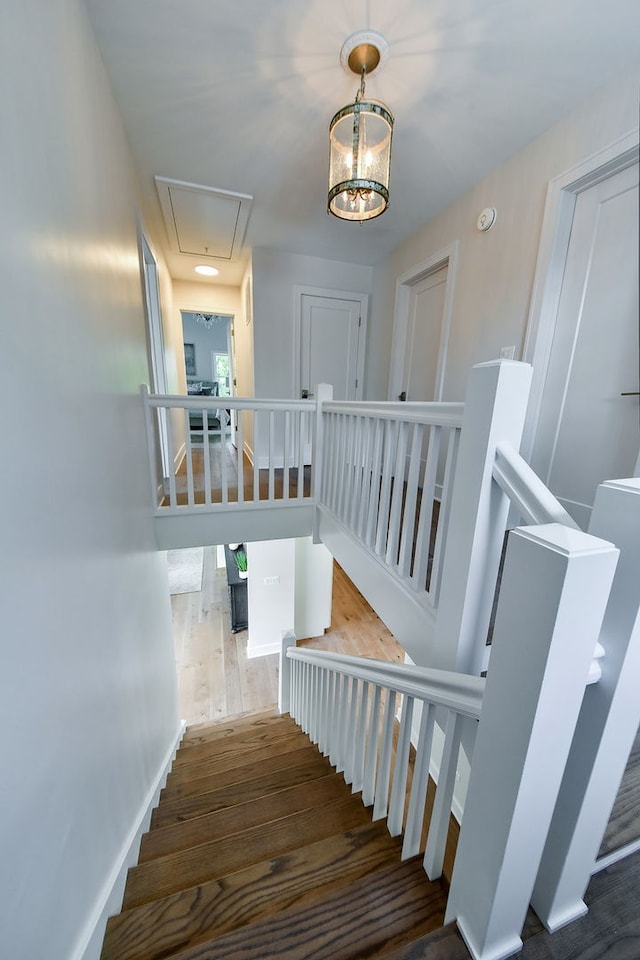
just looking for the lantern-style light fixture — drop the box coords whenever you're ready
[328,33,394,222]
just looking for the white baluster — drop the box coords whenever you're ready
[386,422,409,571]
[412,425,440,593]
[352,680,370,794]
[375,420,398,557]
[365,419,384,548]
[424,711,471,879]
[373,689,397,821]
[268,410,275,501]
[388,694,415,836]
[236,410,244,503]
[363,684,382,806]
[402,701,435,859]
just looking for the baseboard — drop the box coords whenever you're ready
[246,641,281,659]
[73,720,185,960]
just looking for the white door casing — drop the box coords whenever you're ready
[523,132,640,527]
[139,230,172,480]
[388,243,458,403]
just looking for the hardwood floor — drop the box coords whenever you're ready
[170,550,403,725]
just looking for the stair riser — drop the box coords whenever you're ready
[123,797,371,910]
[140,774,354,862]
[151,754,334,829]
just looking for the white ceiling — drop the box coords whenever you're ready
[84,0,640,287]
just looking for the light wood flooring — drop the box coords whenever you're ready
[170,549,403,726]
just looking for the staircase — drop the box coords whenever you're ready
[101,708,471,960]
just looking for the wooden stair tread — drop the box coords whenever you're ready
[174,716,300,768]
[163,730,310,791]
[181,706,279,742]
[140,772,354,861]
[151,752,335,829]
[160,741,320,802]
[123,794,372,909]
[151,856,446,960]
[101,821,401,960]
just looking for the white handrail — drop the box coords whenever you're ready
[147,393,314,412]
[323,399,465,427]
[493,440,580,529]
[287,647,484,719]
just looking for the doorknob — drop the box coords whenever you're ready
[398,391,407,402]
[301,389,314,399]
[620,391,640,396]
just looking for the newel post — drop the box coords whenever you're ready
[278,630,297,715]
[531,478,640,931]
[433,360,532,676]
[312,383,333,543]
[446,523,618,960]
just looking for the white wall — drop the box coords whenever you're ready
[251,248,373,398]
[294,538,333,640]
[369,68,640,403]
[0,2,180,957]
[246,540,296,657]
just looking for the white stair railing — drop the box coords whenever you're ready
[280,517,619,960]
[319,398,464,604]
[142,386,315,512]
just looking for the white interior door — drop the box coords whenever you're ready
[300,294,364,401]
[531,162,639,527]
[401,265,448,401]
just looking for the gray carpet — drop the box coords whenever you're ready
[167,547,204,595]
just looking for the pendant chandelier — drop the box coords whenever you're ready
[328,33,394,222]
[194,312,225,329]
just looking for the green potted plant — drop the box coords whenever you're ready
[235,548,248,579]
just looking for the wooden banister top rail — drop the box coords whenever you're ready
[322,399,465,427]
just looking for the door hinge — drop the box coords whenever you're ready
[358,315,362,327]
[355,378,359,389]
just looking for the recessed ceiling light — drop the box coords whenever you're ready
[194,264,219,276]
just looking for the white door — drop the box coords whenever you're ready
[401,265,448,401]
[299,294,365,401]
[531,163,639,527]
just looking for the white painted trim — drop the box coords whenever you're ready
[243,439,254,465]
[594,836,640,873]
[74,721,185,960]
[521,129,639,459]
[292,284,369,401]
[388,242,459,403]
[246,640,282,659]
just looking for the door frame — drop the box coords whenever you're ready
[521,129,639,461]
[138,227,172,480]
[387,241,458,402]
[292,285,369,401]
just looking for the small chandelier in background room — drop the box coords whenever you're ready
[328,31,394,222]
[195,312,225,329]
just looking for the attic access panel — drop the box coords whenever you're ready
[155,176,253,262]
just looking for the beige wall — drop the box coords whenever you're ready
[170,280,242,393]
[369,69,640,403]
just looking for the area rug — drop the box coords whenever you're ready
[167,547,204,595]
